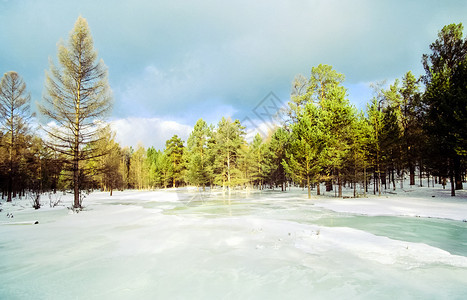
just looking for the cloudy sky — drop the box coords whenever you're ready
[1,0,466,149]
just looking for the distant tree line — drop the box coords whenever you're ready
[1,22,466,203]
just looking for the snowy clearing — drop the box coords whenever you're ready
[0,185,466,299]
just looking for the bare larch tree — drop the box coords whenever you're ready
[39,16,112,208]
[0,71,32,202]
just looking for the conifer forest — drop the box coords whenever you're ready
[1,18,466,206]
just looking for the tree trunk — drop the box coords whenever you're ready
[307,174,311,199]
[73,81,81,208]
[317,177,321,196]
[338,172,342,198]
[400,170,404,189]
[419,165,423,187]
[381,171,387,190]
[7,174,12,202]
[364,166,367,196]
[326,180,332,192]
[450,172,456,196]
[353,180,356,198]
[354,157,357,197]
[455,159,463,190]
[73,126,80,208]
[409,162,415,186]
[73,161,80,208]
[373,173,376,195]
[377,170,381,196]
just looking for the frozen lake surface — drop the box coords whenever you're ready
[1,187,466,299]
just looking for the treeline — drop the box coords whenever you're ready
[86,118,289,193]
[1,22,466,202]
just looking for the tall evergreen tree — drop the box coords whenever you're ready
[121,146,132,189]
[348,111,372,196]
[185,119,212,189]
[366,98,385,195]
[284,65,354,198]
[422,23,467,195]
[248,133,266,189]
[379,80,404,190]
[39,16,112,208]
[319,75,356,197]
[164,135,185,188]
[212,117,246,192]
[264,127,289,191]
[283,102,326,198]
[159,152,172,188]
[399,71,422,186]
[147,147,161,189]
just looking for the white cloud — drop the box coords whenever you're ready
[110,115,280,150]
[110,117,192,150]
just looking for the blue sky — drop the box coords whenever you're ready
[1,0,467,149]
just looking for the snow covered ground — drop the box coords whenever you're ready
[0,185,466,299]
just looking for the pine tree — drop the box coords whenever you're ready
[349,112,372,196]
[379,80,403,190]
[283,102,326,198]
[422,23,467,195]
[121,146,132,189]
[284,65,354,198]
[264,127,289,191]
[212,117,246,192]
[185,119,211,189]
[319,77,356,197]
[399,71,422,186]
[248,133,266,189]
[39,16,112,208]
[164,135,185,188]
[366,96,384,195]
[159,152,172,188]
[146,147,161,189]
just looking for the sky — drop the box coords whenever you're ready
[1,0,467,150]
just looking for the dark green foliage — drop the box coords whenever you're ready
[422,23,467,195]
[185,119,213,189]
[283,65,356,198]
[165,135,185,188]
[283,102,326,198]
[212,117,246,191]
[264,128,289,190]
